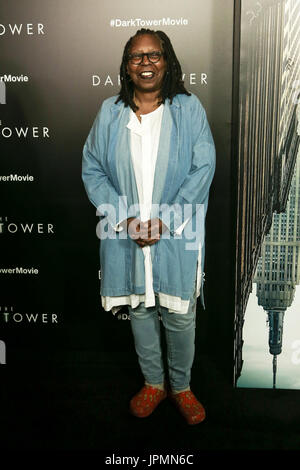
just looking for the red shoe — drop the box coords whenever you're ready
[169,390,206,425]
[130,384,167,418]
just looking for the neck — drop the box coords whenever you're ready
[133,89,161,107]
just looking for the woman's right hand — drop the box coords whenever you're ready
[121,217,165,248]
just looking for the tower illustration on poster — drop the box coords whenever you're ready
[234,0,300,389]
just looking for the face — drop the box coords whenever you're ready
[126,34,167,94]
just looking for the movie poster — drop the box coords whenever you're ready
[235,0,300,389]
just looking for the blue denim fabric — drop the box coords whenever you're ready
[82,93,216,305]
[128,293,197,392]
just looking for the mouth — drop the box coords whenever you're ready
[139,71,155,80]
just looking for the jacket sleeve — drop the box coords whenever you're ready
[82,100,132,228]
[159,96,216,234]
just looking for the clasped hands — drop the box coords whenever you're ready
[120,217,167,248]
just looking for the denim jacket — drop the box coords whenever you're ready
[82,92,216,306]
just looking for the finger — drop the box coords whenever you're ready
[144,236,160,245]
[148,229,160,239]
[130,231,140,240]
[148,220,160,237]
[145,238,160,246]
[128,223,141,239]
[139,227,151,240]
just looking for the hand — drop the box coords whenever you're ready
[119,217,143,246]
[129,217,167,248]
[120,217,167,248]
[119,217,138,232]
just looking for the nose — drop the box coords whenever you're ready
[141,53,151,65]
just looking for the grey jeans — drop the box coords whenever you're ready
[128,291,197,392]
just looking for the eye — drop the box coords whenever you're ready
[149,52,161,61]
[128,53,143,64]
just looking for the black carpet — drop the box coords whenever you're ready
[1,348,300,458]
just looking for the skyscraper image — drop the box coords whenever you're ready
[234,0,300,383]
[253,146,300,388]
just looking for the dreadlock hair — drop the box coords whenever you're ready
[115,28,191,111]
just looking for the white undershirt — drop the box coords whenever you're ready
[101,104,201,314]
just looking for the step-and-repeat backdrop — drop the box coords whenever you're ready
[0,0,234,366]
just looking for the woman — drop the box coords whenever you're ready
[82,29,215,425]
